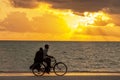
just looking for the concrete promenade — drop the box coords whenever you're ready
[0,72,120,80]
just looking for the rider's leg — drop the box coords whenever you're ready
[47,58,51,68]
[44,58,51,73]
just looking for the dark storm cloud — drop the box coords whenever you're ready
[10,0,120,14]
[10,0,39,8]
[46,0,120,14]
[46,0,109,12]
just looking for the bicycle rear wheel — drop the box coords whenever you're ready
[53,62,67,76]
[32,63,45,76]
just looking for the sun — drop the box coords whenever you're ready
[82,11,110,26]
[63,11,110,31]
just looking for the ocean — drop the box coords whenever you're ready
[0,41,120,72]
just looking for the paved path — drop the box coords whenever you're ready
[0,72,120,80]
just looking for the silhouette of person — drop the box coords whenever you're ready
[34,47,44,64]
[29,47,43,70]
[43,44,52,73]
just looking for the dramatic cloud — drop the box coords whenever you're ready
[0,12,70,33]
[10,0,39,8]
[46,0,109,12]
[10,0,120,14]
[0,0,120,41]
[0,12,33,32]
[46,0,120,14]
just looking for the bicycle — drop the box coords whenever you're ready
[31,56,68,76]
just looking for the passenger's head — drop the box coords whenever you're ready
[44,44,49,49]
[39,47,43,51]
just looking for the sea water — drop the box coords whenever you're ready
[0,41,120,72]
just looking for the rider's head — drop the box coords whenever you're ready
[45,44,49,49]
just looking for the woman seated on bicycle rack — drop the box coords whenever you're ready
[29,47,44,70]
[43,44,53,73]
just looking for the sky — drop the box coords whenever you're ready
[0,0,120,41]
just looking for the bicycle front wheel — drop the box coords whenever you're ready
[32,63,45,76]
[53,62,67,76]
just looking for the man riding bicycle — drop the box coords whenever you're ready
[31,44,68,76]
[43,44,53,73]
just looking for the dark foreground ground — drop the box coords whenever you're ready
[0,76,120,80]
[0,72,120,80]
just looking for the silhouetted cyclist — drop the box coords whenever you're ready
[43,44,53,73]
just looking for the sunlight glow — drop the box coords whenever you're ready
[1,1,117,41]
[26,3,111,32]
[19,3,112,40]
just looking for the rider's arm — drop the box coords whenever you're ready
[46,55,53,58]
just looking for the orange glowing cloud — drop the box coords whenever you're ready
[0,0,120,41]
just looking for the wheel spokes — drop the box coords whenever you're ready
[53,62,67,76]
